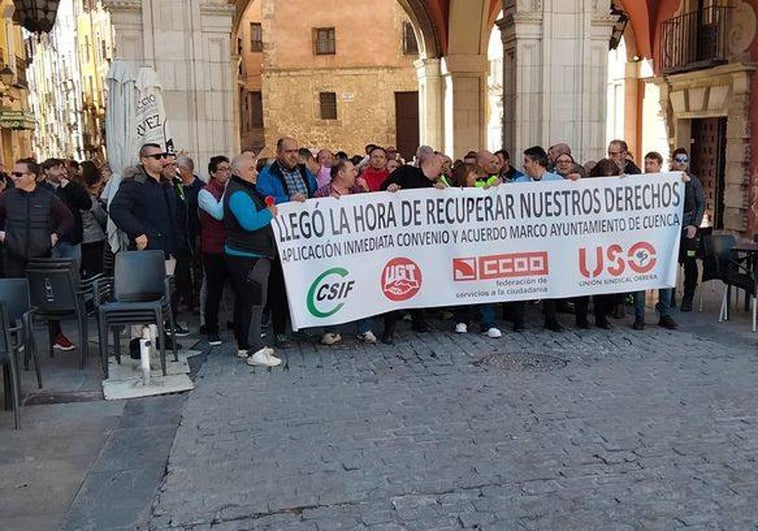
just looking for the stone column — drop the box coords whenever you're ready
[441,54,487,158]
[103,0,236,177]
[414,57,444,151]
[499,0,616,162]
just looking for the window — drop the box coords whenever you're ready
[402,22,419,56]
[313,27,336,55]
[250,91,263,127]
[319,92,337,120]
[250,22,263,53]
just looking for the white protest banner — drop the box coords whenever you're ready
[272,173,685,330]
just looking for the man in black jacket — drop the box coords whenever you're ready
[110,143,189,343]
[379,148,444,344]
[0,158,75,350]
[42,158,92,268]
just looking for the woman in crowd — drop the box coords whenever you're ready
[447,161,502,338]
[78,160,108,277]
[573,158,621,329]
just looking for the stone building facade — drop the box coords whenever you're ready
[0,0,33,165]
[26,0,113,160]
[236,0,419,157]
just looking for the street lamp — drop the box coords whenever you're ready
[609,3,629,51]
[12,0,61,34]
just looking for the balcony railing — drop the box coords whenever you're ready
[661,6,731,74]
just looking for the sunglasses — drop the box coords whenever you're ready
[674,156,689,163]
[11,171,26,177]
[144,153,169,160]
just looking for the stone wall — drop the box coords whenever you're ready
[238,0,418,154]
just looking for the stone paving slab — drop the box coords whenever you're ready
[149,310,758,529]
[0,400,125,531]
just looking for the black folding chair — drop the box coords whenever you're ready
[96,250,178,379]
[1,301,22,429]
[703,234,757,330]
[25,258,102,369]
[0,279,41,389]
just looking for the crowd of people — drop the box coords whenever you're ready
[0,136,705,369]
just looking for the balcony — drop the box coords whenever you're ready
[661,6,731,75]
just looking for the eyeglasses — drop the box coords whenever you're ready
[556,159,572,164]
[11,171,26,177]
[674,156,689,163]
[144,153,168,161]
[214,166,232,173]
[608,151,624,156]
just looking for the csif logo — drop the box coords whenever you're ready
[578,242,657,278]
[307,267,355,318]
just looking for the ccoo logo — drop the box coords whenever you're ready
[307,267,355,318]
[381,257,422,301]
[578,242,657,278]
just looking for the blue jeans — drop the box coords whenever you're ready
[51,241,82,271]
[325,317,373,336]
[454,304,496,330]
[633,289,672,319]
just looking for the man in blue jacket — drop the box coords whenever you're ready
[256,136,317,346]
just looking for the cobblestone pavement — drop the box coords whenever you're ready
[149,310,758,530]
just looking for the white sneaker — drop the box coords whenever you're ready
[247,347,281,367]
[485,327,502,338]
[236,349,249,358]
[455,322,468,333]
[357,330,377,344]
[320,332,342,345]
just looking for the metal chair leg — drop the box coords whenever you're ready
[166,307,179,363]
[156,311,167,376]
[48,323,55,358]
[752,296,756,333]
[99,311,109,379]
[719,288,727,322]
[9,348,21,429]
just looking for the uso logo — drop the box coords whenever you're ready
[381,258,422,301]
[578,242,657,278]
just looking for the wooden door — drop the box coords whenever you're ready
[690,117,726,229]
[395,92,419,162]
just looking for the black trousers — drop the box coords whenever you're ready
[267,257,290,336]
[174,248,195,309]
[679,229,699,298]
[574,295,614,324]
[226,254,271,351]
[505,300,557,324]
[202,253,230,335]
[81,240,105,278]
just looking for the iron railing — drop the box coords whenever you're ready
[661,6,731,74]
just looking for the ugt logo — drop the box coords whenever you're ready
[578,242,657,278]
[306,267,355,318]
[382,257,422,301]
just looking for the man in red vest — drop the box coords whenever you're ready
[198,155,232,345]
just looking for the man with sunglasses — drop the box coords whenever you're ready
[110,143,180,258]
[0,158,73,276]
[670,147,705,312]
[110,143,185,354]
